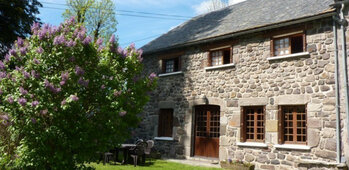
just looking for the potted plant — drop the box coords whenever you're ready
[220,159,255,170]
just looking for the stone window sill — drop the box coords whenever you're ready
[267,52,310,61]
[236,142,268,148]
[274,144,311,151]
[205,63,235,71]
[154,137,174,141]
[158,71,183,77]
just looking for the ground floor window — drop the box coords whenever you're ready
[278,105,307,144]
[240,106,265,142]
[158,109,173,137]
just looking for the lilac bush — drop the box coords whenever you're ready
[0,17,157,169]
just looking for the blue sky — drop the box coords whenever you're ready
[38,0,245,48]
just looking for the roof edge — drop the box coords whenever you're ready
[143,11,336,55]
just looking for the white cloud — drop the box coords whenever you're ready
[228,0,246,5]
[193,0,246,15]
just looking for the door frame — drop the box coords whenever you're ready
[192,104,220,158]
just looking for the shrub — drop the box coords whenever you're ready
[0,18,157,169]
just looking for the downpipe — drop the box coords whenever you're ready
[333,18,341,164]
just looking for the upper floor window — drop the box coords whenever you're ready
[278,105,307,145]
[272,32,305,56]
[240,106,265,142]
[209,48,232,66]
[162,57,180,73]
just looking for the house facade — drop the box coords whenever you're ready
[137,0,349,169]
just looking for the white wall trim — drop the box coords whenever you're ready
[236,142,268,148]
[205,63,235,71]
[267,52,310,61]
[274,144,311,150]
[158,71,183,77]
[154,137,175,141]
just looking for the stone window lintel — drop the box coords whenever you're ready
[274,144,311,150]
[205,63,235,71]
[154,137,175,141]
[267,52,310,61]
[158,71,183,77]
[236,142,268,148]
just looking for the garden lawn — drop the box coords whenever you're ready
[88,159,221,170]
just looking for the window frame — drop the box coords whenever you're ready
[158,109,174,137]
[278,105,307,145]
[271,31,306,57]
[208,47,233,67]
[240,106,266,143]
[161,56,181,74]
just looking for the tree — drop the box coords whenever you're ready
[0,0,42,57]
[0,18,157,169]
[63,0,118,42]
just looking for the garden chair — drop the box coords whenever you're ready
[129,141,148,167]
[144,140,154,162]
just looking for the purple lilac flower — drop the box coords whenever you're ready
[75,66,84,76]
[82,36,92,45]
[38,29,47,40]
[23,71,30,79]
[17,37,24,47]
[31,118,37,124]
[65,17,76,26]
[98,46,104,52]
[40,109,48,115]
[5,54,11,62]
[129,43,135,49]
[43,24,49,30]
[101,85,105,89]
[0,71,6,79]
[53,35,65,45]
[65,40,76,47]
[119,111,127,117]
[19,87,28,95]
[78,77,89,87]
[31,22,40,34]
[33,58,40,64]
[36,47,44,54]
[71,95,79,101]
[97,38,103,46]
[30,94,34,98]
[148,72,157,80]
[113,90,121,97]
[78,31,85,41]
[18,97,27,106]
[31,101,39,107]
[137,49,143,62]
[9,49,17,57]
[0,114,9,121]
[31,70,40,79]
[61,99,66,105]
[48,26,58,37]
[109,34,115,43]
[19,47,27,56]
[44,79,59,93]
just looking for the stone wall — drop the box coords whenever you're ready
[138,17,346,169]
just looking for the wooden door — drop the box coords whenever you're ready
[194,105,220,158]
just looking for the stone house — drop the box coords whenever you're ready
[138,0,349,169]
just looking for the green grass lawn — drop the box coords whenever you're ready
[87,159,221,170]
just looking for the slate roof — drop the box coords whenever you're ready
[141,0,335,54]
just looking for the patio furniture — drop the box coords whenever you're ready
[103,152,113,165]
[144,140,154,162]
[129,141,148,167]
[120,144,137,164]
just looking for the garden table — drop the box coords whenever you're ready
[119,144,137,164]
